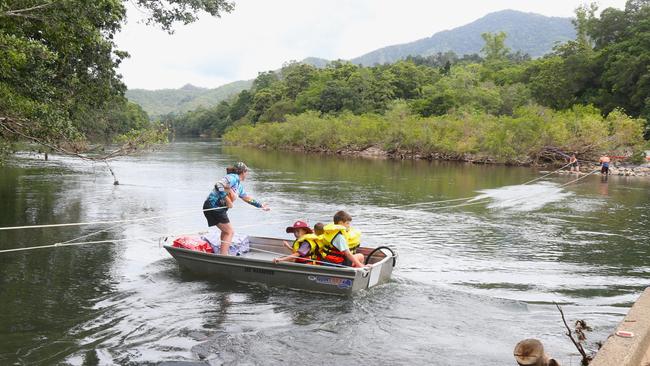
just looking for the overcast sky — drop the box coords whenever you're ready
[114,0,628,90]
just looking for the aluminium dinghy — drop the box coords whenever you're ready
[164,235,396,295]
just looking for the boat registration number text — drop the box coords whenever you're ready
[244,267,275,275]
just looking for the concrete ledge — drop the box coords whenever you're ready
[591,288,650,366]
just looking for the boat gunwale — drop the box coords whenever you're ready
[163,238,395,278]
[164,245,365,278]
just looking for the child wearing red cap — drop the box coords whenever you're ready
[273,220,320,265]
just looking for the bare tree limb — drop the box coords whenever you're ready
[0,116,153,185]
[555,302,591,365]
[1,1,58,17]
[0,116,144,162]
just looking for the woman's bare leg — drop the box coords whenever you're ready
[216,222,234,255]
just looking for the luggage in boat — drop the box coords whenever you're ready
[172,235,213,253]
[201,229,250,256]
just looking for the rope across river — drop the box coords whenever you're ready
[0,161,606,254]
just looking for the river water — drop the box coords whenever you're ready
[1,139,649,365]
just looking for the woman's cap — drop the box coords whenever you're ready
[234,162,249,174]
[286,220,313,233]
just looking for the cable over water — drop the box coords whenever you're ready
[0,163,600,254]
[368,161,574,212]
[0,161,578,233]
[0,206,227,231]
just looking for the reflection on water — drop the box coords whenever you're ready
[1,139,649,365]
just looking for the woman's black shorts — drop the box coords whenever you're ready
[203,200,229,226]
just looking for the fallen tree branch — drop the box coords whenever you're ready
[0,115,162,185]
[1,116,146,162]
[555,302,592,365]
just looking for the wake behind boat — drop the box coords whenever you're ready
[164,235,397,295]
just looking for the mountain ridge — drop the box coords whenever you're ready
[349,10,575,66]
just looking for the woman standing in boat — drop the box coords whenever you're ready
[203,162,269,255]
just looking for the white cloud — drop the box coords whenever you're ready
[115,0,628,90]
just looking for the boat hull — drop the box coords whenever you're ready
[164,236,396,295]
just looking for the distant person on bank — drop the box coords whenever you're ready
[568,153,579,172]
[599,155,611,176]
[203,162,269,255]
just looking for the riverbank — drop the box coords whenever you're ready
[223,105,647,168]
[554,164,650,177]
[591,288,650,366]
[236,142,650,176]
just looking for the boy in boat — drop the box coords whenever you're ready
[318,211,365,268]
[314,222,325,236]
[273,220,320,264]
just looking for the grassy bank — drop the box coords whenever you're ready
[223,103,646,165]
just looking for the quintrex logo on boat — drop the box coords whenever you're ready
[308,276,353,289]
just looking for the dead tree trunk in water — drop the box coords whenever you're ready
[514,338,560,366]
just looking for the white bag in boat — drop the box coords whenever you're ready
[202,227,250,256]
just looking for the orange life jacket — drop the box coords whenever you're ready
[317,224,362,264]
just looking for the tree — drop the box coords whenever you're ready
[281,62,317,99]
[387,60,425,99]
[589,0,650,130]
[318,80,357,113]
[526,57,577,109]
[132,0,234,33]
[481,31,510,61]
[249,89,279,123]
[229,90,253,122]
[573,3,598,49]
[480,32,514,81]
[0,0,235,161]
[252,71,279,92]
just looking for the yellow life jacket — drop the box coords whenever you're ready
[293,233,320,262]
[346,227,362,252]
[317,223,361,260]
[317,223,345,260]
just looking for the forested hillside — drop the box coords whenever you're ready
[126,11,575,118]
[167,1,649,165]
[125,57,334,118]
[126,80,253,119]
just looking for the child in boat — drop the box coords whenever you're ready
[319,211,365,268]
[314,222,324,236]
[273,220,320,264]
[282,221,324,251]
